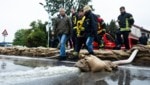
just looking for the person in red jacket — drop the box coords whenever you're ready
[94,15,106,48]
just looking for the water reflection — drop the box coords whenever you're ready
[13,59,75,68]
[1,62,6,69]
[116,69,131,85]
[0,55,150,85]
[73,65,150,85]
[95,80,108,85]
[0,56,6,69]
[106,66,150,85]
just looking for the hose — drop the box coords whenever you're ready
[112,49,139,65]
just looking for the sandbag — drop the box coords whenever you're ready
[85,55,112,72]
[74,58,90,72]
[75,55,118,72]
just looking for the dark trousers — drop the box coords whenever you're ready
[67,37,73,48]
[94,34,103,45]
[71,29,77,49]
[116,31,130,49]
[50,38,59,48]
[75,37,86,53]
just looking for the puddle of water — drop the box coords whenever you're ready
[75,66,150,85]
[0,66,80,85]
[0,55,80,85]
[0,60,32,72]
[0,55,150,85]
[105,66,150,85]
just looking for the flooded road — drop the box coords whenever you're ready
[0,55,150,85]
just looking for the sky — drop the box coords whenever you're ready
[0,0,150,42]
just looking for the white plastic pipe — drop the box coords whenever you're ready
[112,49,139,65]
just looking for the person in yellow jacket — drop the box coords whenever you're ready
[72,8,87,59]
[70,8,78,49]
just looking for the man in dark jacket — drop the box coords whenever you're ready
[70,8,78,49]
[72,8,86,59]
[117,6,134,49]
[139,33,148,45]
[53,8,72,60]
[83,5,97,54]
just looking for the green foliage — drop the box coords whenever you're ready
[26,29,47,47]
[106,20,118,38]
[44,0,91,15]
[13,20,48,47]
[13,29,30,46]
[30,20,47,33]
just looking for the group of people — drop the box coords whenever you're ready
[53,5,135,60]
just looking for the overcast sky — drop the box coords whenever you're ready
[0,0,150,42]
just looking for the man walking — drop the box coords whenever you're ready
[83,5,97,54]
[72,8,87,59]
[70,8,78,49]
[53,8,72,60]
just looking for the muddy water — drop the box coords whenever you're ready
[0,55,150,85]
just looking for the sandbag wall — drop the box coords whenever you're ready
[130,45,150,66]
[0,47,59,57]
[0,45,150,66]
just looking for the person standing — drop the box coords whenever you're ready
[139,33,148,45]
[70,8,78,49]
[83,5,97,54]
[72,8,86,59]
[95,15,106,48]
[53,8,72,60]
[117,6,134,50]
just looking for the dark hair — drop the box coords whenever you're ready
[77,8,83,12]
[120,6,125,10]
[142,33,145,35]
[97,14,100,17]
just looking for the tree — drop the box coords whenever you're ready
[106,20,118,38]
[26,20,47,47]
[26,28,47,47]
[13,20,48,47]
[30,20,47,33]
[44,0,91,16]
[13,29,30,46]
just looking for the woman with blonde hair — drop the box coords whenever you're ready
[83,5,97,55]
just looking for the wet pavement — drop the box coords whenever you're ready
[0,55,150,85]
